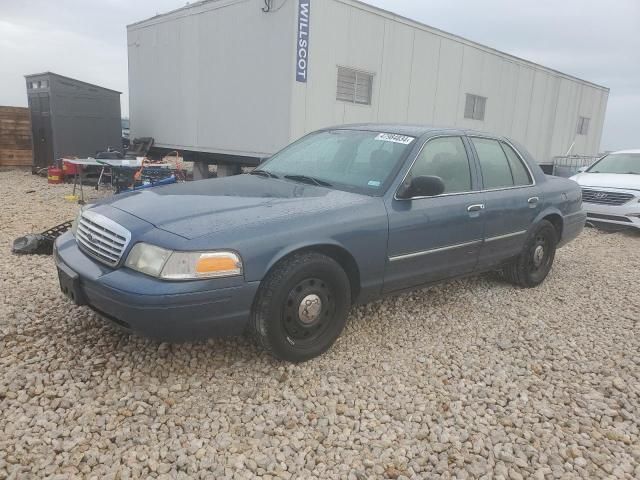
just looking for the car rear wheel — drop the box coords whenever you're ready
[250,252,351,362]
[502,220,558,288]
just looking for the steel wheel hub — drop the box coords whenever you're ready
[298,294,322,324]
[533,245,545,267]
[283,277,335,344]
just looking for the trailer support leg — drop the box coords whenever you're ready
[217,163,242,177]
[192,161,209,181]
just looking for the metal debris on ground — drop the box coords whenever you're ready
[12,220,72,255]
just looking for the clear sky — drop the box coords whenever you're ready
[1,0,637,152]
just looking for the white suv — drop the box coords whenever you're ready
[570,150,640,230]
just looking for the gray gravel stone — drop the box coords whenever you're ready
[0,169,639,479]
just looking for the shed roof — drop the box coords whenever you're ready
[24,72,122,94]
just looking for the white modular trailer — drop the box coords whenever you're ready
[127,0,609,165]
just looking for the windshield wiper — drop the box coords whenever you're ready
[249,169,279,179]
[624,172,640,175]
[284,175,332,187]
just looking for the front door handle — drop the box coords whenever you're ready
[467,204,485,212]
[528,196,539,208]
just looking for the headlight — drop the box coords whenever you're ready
[125,243,242,280]
[160,251,243,280]
[125,243,172,277]
[71,206,88,237]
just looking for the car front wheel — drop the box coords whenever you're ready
[502,219,558,288]
[250,252,351,362]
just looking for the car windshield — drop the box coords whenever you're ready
[257,130,416,195]
[587,153,640,175]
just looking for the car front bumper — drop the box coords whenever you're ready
[583,201,640,229]
[54,232,260,340]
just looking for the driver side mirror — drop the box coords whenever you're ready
[397,175,445,199]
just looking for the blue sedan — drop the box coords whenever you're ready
[54,125,586,362]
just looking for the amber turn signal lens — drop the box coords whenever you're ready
[196,255,239,274]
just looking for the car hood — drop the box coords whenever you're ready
[100,174,373,239]
[570,172,640,191]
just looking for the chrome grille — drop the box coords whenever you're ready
[581,188,634,206]
[75,210,131,266]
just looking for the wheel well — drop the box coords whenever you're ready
[273,245,361,302]
[543,214,563,240]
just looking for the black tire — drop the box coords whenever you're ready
[502,220,558,288]
[250,252,351,362]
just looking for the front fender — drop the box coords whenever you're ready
[248,216,389,302]
[198,200,390,302]
[264,239,353,275]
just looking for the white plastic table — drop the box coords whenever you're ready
[62,158,146,203]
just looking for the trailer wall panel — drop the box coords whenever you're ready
[376,22,414,122]
[289,0,610,163]
[128,0,609,164]
[128,0,295,158]
[495,61,519,138]
[432,38,464,128]
[406,31,440,125]
[341,8,385,125]
[290,0,352,137]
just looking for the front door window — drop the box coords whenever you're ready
[408,136,473,194]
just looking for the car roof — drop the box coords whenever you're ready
[328,123,505,140]
[610,149,640,154]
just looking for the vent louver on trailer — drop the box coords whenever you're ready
[464,94,487,121]
[336,67,373,105]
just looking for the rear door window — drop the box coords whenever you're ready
[501,142,532,186]
[471,137,514,189]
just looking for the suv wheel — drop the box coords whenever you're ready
[502,220,558,288]
[250,252,351,362]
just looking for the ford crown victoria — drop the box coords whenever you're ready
[54,125,586,362]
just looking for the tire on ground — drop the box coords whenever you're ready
[502,219,558,288]
[250,252,351,362]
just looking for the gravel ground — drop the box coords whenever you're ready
[1,168,639,479]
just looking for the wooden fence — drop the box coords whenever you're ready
[0,106,32,166]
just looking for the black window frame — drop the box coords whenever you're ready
[395,135,478,200]
[499,141,533,186]
[470,136,536,190]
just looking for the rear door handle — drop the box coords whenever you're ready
[467,204,485,212]
[528,196,539,208]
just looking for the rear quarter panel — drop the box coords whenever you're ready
[541,175,583,216]
[535,175,585,246]
[507,139,585,246]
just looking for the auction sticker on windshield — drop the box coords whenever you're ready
[375,133,415,145]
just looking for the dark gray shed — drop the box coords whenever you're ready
[25,72,122,171]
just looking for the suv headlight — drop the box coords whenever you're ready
[71,205,89,237]
[125,243,243,280]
